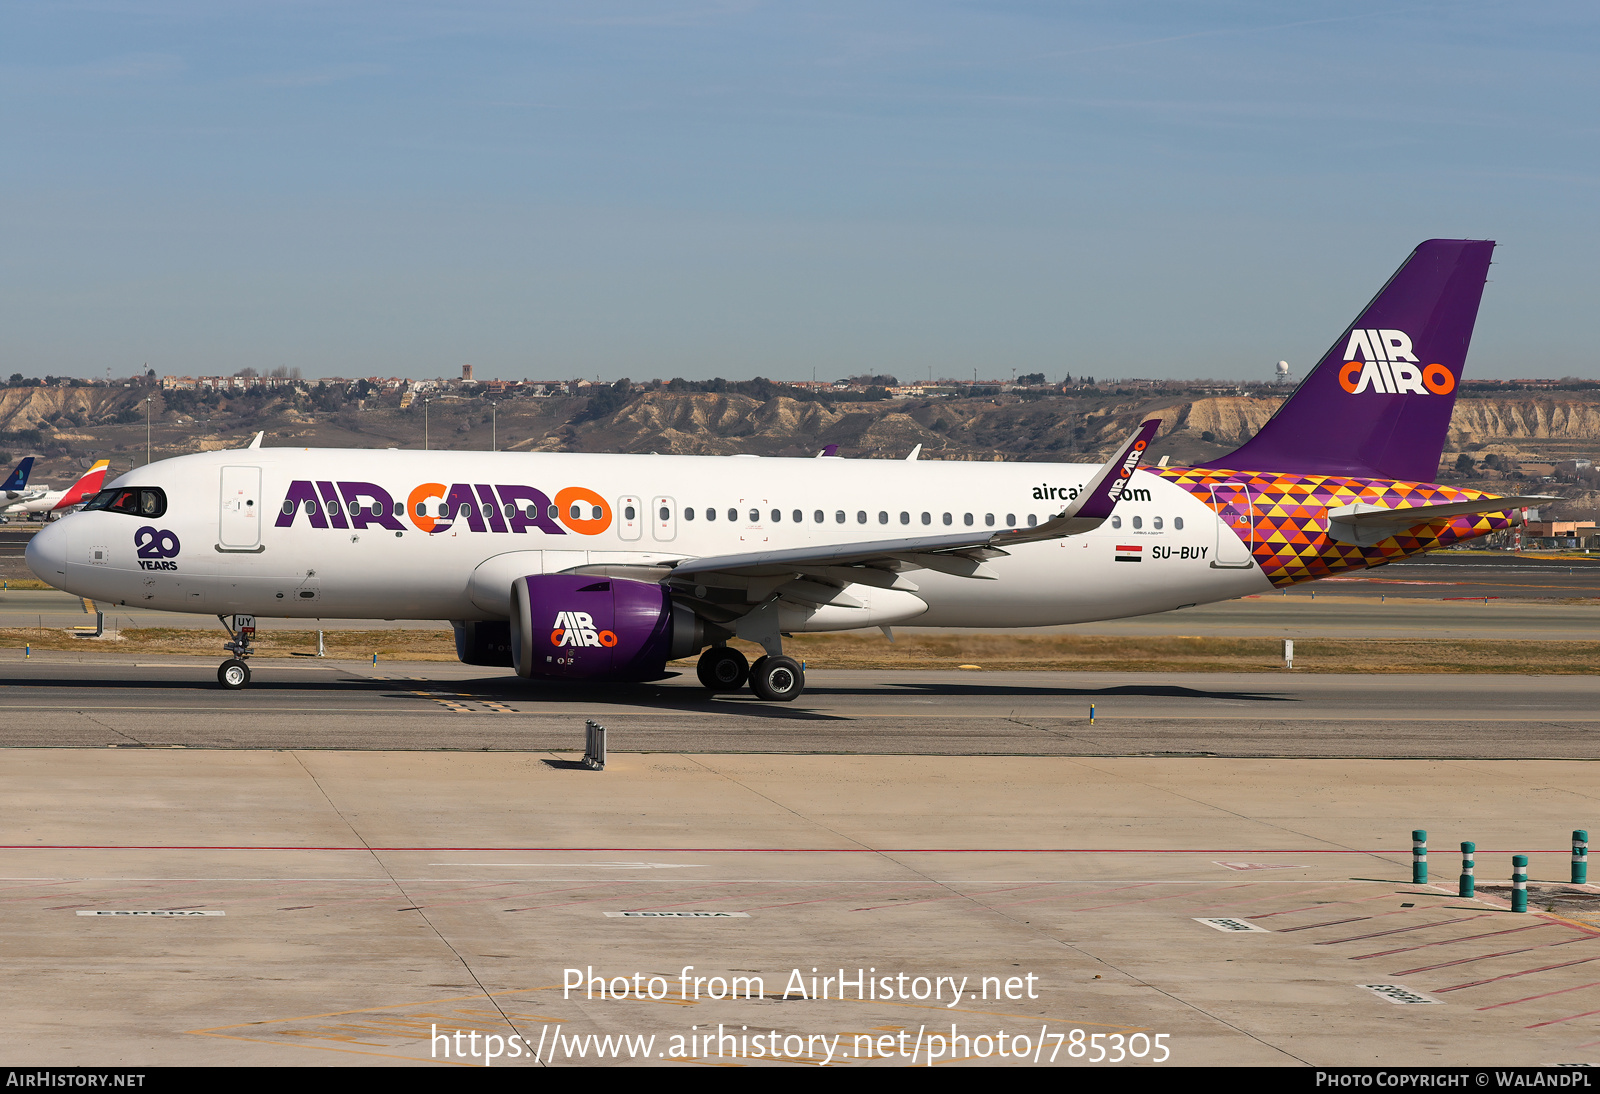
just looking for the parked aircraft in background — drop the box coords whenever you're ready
[28,240,1540,699]
[0,458,39,514]
[4,461,111,522]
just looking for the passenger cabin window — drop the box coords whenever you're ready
[857,511,867,524]
[879,511,889,524]
[835,510,846,524]
[792,510,802,522]
[963,513,973,526]
[706,508,716,521]
[1005,513,1015,526]
[1027,514,1037,527]
[625,505,636,520]
[685,508,695,520]
[1174,517,1184,530]
[942,512,952,526]
[728,508,737,522]
[1153,516,1163,530]
[814,510,824,523]
[900,512,910,525]
[749,509,759,523]
[771,509,781,522]
[1111,516,1121,529]
[921,512,931,525]
[1132,516,1142,530]
[985,513,995,527]
[662,507,672,521]
[84,487,168,519]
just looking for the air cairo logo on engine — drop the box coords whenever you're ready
[550,611,618,648]
[1337,329,1456,396]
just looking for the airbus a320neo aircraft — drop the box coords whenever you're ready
[28,239,1540,700]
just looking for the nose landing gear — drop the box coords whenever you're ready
[218,658,250,689]
[217,614,255,690]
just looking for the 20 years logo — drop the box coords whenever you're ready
[134,526,181,570]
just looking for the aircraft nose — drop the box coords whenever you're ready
[26,520,69,583]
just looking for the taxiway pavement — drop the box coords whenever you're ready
[1,654,1596,758]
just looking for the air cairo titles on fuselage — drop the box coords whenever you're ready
[274,478,1097,538]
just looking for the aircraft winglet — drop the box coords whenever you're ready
[993,418,1161,544]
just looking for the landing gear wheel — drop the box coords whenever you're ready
[696,646,749,691]
[749,655,804,702]
[218,658,251,690]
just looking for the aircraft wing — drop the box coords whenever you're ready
[1326,494,1553,548]
[664,419,1162,603]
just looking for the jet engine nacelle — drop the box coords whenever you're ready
[508,574,708,680]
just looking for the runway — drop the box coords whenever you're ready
[2,653,1597,758]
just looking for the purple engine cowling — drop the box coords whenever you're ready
[509,574,704,680]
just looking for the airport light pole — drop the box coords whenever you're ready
[144,396,153,466]
[490,401,496,452]
[423,398,429,451]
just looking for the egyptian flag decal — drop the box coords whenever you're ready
[1115,544,1143,562]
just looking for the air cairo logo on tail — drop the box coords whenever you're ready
[550,611,618,648]
[1337,330,1456,396]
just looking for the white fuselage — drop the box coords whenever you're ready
[27,448,1273,628]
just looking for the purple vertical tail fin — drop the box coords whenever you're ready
[1200,239,1494,484]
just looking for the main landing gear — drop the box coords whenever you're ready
[695,645,805,702]
[217,615,254,690]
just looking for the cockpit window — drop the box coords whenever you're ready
[83,487,167,519]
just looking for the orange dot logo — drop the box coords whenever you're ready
[1423,363,1455,394]
[407,482,446,533]
[598,630,618,647]
[1339,361,1364,394]
[554,486,612,535]
[549,629,564,646]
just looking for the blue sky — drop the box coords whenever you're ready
[3,1,1596,382]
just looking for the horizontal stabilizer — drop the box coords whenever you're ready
[1327,495,1550,548]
